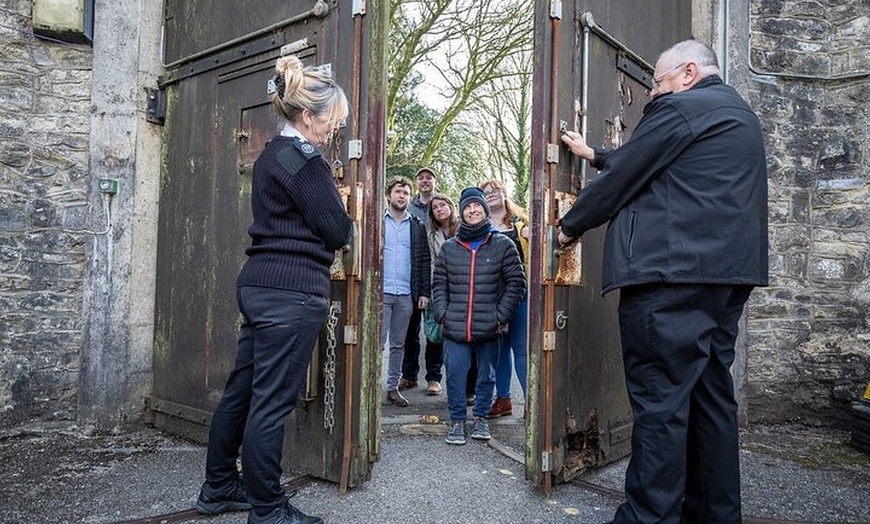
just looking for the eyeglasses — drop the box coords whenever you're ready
[653,63,686,87]
[483,188,502,198]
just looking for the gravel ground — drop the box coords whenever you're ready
[1,415,867,524]
[1,357,867,524]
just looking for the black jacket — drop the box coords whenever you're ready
[409,213,431,301]
[559,75,768,294]
[431,232,525,342]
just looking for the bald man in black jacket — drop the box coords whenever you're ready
[559,40,767,524]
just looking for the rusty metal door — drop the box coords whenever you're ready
[150,0,387,490]
[527,0,691,491]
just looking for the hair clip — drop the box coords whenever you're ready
[274,74,286,99]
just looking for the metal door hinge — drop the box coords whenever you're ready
[343,324,358,345]
[543,331,556,352]
[348,139,363,159]
[353,0,366,16]
[542,451,553,471]
[146,84,166,125]
[546,143,560,164]
[549,0,562,20]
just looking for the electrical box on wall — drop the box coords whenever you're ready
[33,0,95,43]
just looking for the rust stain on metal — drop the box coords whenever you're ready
[561,409,604,481]
[554,190,582,285]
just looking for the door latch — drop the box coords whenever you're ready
[545,224,561,279]
[342,222,361,277]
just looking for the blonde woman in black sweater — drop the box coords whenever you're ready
[195,55,351,524]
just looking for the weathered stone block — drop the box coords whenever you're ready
[0,70,30,87]
[35,94,91,115]
[773,224,812,250]
[817,137,860,170]
[47,69,92,85]
[781,251,809,278]
[812,206,865,229]
[0,141,30,168]
[0,117,26,139]
[816,178,864,191]
[24,163,57,180]
[46,46,92,69]
[0,358,31,427]
[18,260,83,284]
[50,81,91,99]
[791,191,811,220]
[0,191,27,231]
[27,198,61,228]
[0,275,30,292]
[0,86,34,113]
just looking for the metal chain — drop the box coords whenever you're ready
[323,300,340,433]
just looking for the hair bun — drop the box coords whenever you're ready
[275,55,304,99]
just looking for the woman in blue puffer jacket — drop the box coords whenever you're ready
[431,187,525,446]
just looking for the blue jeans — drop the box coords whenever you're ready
[203,286,328,521]
[495,298,528,399]
[443,338,500,421]
[381,293,413,391]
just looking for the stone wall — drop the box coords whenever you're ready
[0,1,92,427]
[745,0,869,425]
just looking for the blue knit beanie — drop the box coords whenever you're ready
[459,187,490,217]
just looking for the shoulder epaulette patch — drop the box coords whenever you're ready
[275,138,321,175]
[292,137,321,159]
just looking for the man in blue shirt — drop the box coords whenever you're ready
[383,176,430,406]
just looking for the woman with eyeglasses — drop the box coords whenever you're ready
[195,54,352,524]
[479,179,530,419]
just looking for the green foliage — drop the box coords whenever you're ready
[386,94,484,199]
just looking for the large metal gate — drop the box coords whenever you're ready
[527,0,692,491]
[150,0,387,490]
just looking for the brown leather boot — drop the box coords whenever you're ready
[487,397,513,418]
[398,378,417,391]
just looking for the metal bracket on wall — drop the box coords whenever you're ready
[146,83,167,125]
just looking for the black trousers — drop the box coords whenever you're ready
[203,286,328,521]
[401,306,444,383]
[612,283,752,524]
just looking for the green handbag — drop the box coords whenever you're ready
[423,304,443,344]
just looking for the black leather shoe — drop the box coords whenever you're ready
[247,499,323,524]
[282,501,323,524]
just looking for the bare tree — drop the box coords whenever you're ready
[387,0,533,169]
[468,50,533,206]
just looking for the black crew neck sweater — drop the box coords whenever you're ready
[237,135,353,297]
